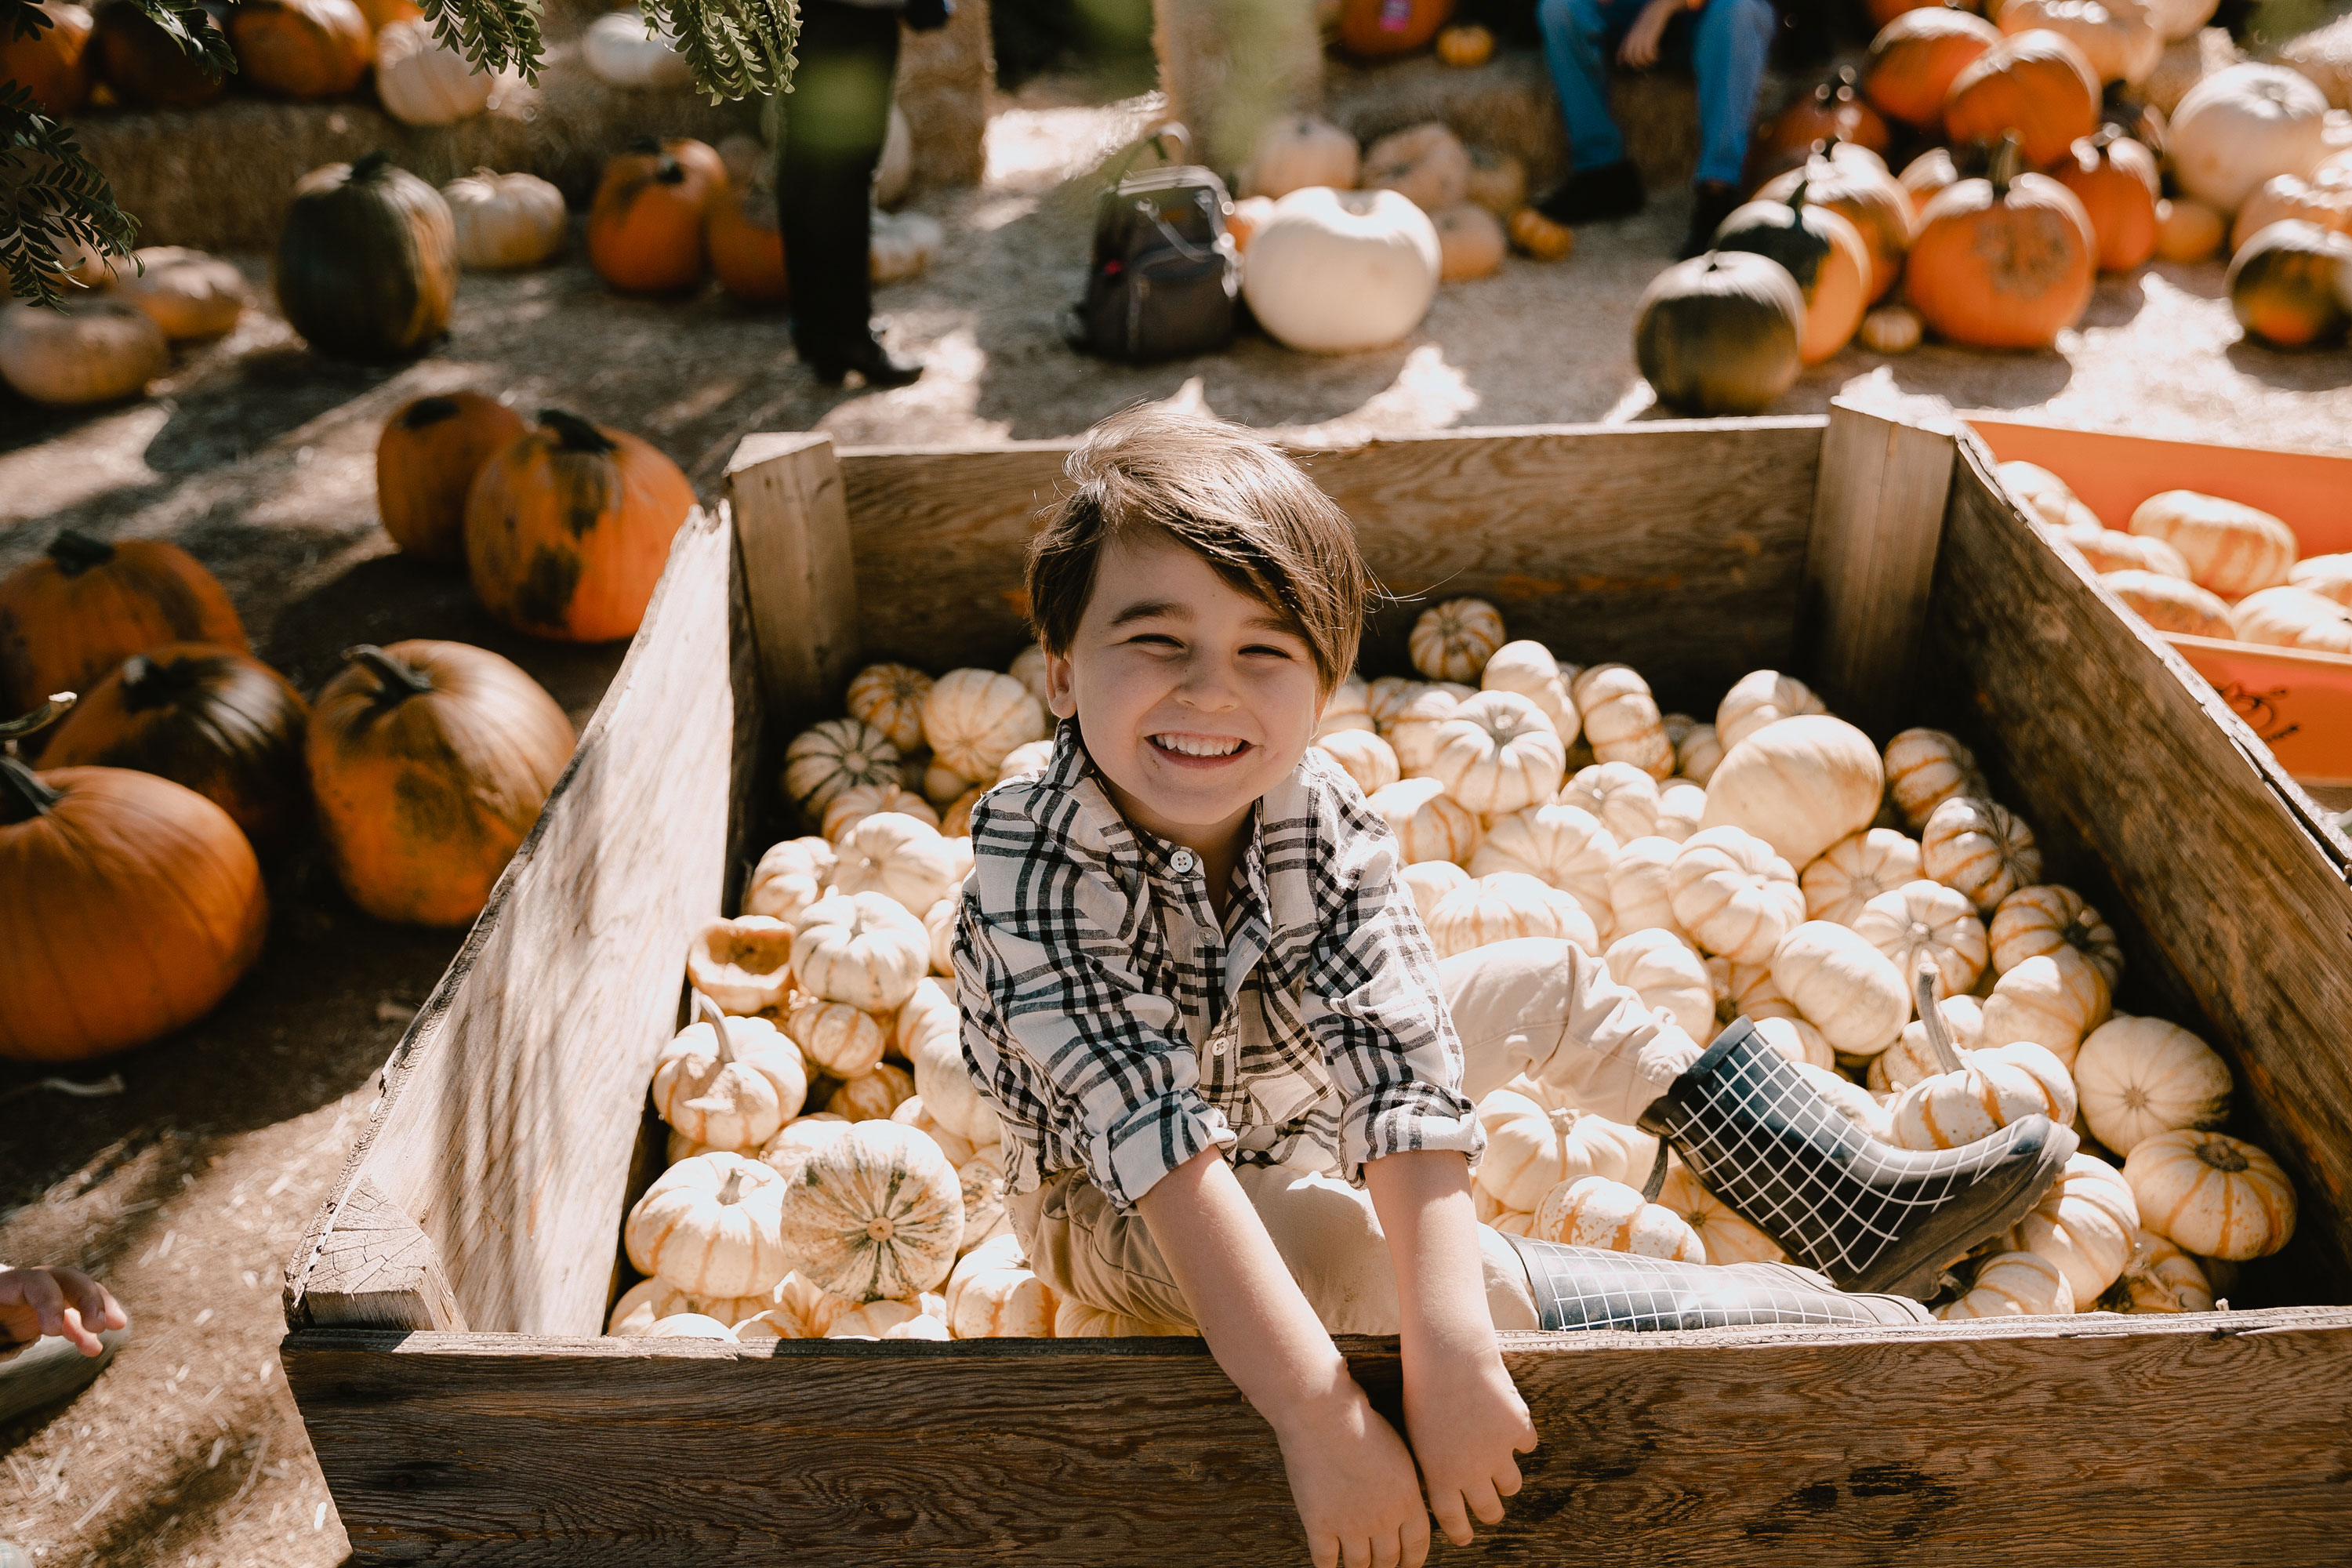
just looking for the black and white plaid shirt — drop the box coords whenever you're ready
[955,722,1481,1213]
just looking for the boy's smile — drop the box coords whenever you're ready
[1044,531,1326,881]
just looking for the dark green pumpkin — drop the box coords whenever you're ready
[274,151,459,362]
[1635,251,1806,416]
[2227,220,2352,350]
[41,641,311,855]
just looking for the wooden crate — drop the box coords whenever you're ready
[281,404,2352,1566]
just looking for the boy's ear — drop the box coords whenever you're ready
[1043,648,1078,720]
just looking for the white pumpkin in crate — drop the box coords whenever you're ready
[906,985,1000,1146]
[1802,829,1925,926]
[1386,683,1469,775]
[1606,835,1686,942]
[1700,714,1883,870]
[1655,780,1704,843]
[822,784,938,843]
[1920,797,2042,913]
[1571,664,1672,779]
[831,1061,916,1122]
[1977,950,2110,1065]
[892,1094,975,1168]
[686,916,796,1014]
[1657,1162,1787,1265]
[774,1120,966,1301]
[442,169,567,271]
[374,18,495,126]
[654,1008,808,1150]
[1401,858,1472,921]
[2073,1014,2232,1154]
[1667,826,1804,964]
[945,1232,1057,1338]
[844,661,934,752]
[2100,1230,2214,1313]
[784,717,902,816]
[1770,920,1909,1058]
[1534,1175,1705,1263]
[1871,996,1984,1092]
[1675,723,1724,785]
[1473,1089,1653,1212]
[626,1152,793,1298]
[1410,597,1507,682]
[921,669,1047,786]
[1426,873,1595,959]
[1243,186,1441,354]
[1889,1040,2078,1149]
[996,738,1056,782]
[761,1114,851,1179]
[831,811,959,915]
[792,892,931,1012]
[2124,1130,2296,1260]
[1988,884,2123,987]
[784,996,889,1080]
[1428,691,1565,814]
[1882,728,1984,831]
[1753,1014,1834,1070]
[1480,639,1578,739]
[744,836,837,926]
[1365,675,1422,731]
[1468,803,1616,933]
[1715,669,1825,751]
[1312,728,1402,795]
[957,1151,1009,1254]
[2163,64,2336,216]
[1851,880,1988,1001]
[2009,1151,2140,1303]
[1560,761,1661,843]
[1367,777,1481,865]
[1935,1250,2074,1319]
[1605,928,1716,1041]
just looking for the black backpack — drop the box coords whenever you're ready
[1065,125,1240,365]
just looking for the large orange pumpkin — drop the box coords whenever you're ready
[2,1,96,115]
[1757,148,1914,301]
[1906,136,2097,348]
[1763,68,1893,158]
[707,181,789,307]
[0,530,248,716]
[227,0,370,98]
[2227,220,2352,349]
[1713,181,1875,364]
[1944,29,2103,167]
[1336,0,1454,57]
[91,0,226,107]
[587,140,720,295]
[306,641,575,925]
[376,391,528,565]
[2053,129,2160,271]
[42,642,310,855]
[463,409,696,642]
[1863,7,2001,132]
[1,695,268,1063]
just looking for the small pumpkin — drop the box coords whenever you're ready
[2234,585,2352,652]
[1573,664,1672,779]
[0,695,268,1063]
[1668,826,1806,965]
[372,16,495,125]
[1943,29,2104,166]
[1428,691,1565,815]
[1889,1038,2078,1149]
[2100,568,2234,637]
[1988,884,2121,987]
[1534,1174,1707,1263]
[1934,1249,2074,1318]
[1478,640,1577,738]
[110,248,245,341]
[1363,122,1472,214]
[0,298,166,408]
[1905,134,2096,349]
[687,915,797,1014]
[2073,1014,2230,1154]
[1367,777,1483,866]
[1801,828,1924,925]
[1771,919,1910,1056]
[653,1004,809,1152]
[1656,1162,1788,1265]
[1426,873,1596,959]
[91,0,224,107]
[1311,728,1403,796]
[791,891,930,1012]
[2166,64,2336,213]
[625,1152,793,1298]
[1240,114,1360,201]
[2153,196,2227,260]
[275,153,458,362]
[376,392,528,565]
[831,810,960,916]
[1559,760,1661,843]
[1507,205,1577,260]
[1412,598,1508,684]
[41,643,310,855]
[1467,803,1616,930]
[785,997,889,1080]
[707,180,789,307]
[1700,714,1884,871]
[1605,928,1717,1041]
[306,641,575,925]
[1857,303,1924,352]
[1432,203,1507,281]
[829,1060,916,1122]
[1714,670,1827,753]
[2126,488,2296,597]
[1853,879,1987,1001]
[2288,553,2352,605]
[1465,147,1527,215]
[1711,184,1873,364]
[1434,20,1492,67]
[2053,129,2161,271]
[782,719,902,818]
[903,978,998,1145]
[1634,251,1804,417]
[1675,723,1725,782]
[227,0,370,98]
[2098,1229,2214,1312]
[441,169,568,272]
[1976,949,2111,1063]
[2,1,96,116]
[1242,187,1442,354]
[945,1232,1055,1338]
[0,530,246,714]
[920,669,1047,786]
[2008,1150,2139,1301]
[822,784,938,843]
[1475,1089,1653,1212]
[771,1119,964,1302]
[1604,838,1686,945]
[588,138,721,295]
[1921,795,2041,913]
[2224,220,2352,349]
[464,408,697,643]
[2124,1130,2295,1259]
[1864,7,2002,130]
[1871,994,1985,1091]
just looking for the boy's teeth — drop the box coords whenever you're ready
[1158,735,1242,757]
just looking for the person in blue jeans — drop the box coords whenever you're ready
[1534,0,1777,257]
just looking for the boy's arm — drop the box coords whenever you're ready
[1138,1149,1431,1568]
[1363,1151,1538,1547]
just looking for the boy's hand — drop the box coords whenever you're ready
[1618,0,1686,68]
[0,1266,127,1356]
[1272,1383,1432,1568]
[1402,1336,1537,1547]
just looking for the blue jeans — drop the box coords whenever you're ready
[1537,0,1777,188]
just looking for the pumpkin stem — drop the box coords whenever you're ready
[0,691,77,742]
[350,151,395,183]
[47,529,115,577]
[0,755,62,825]
[398,395,463,430]
[538,408,618,455]
[696,992,736,1064]
[1991,134,2023,200]
[343,644,434,701]
[2197,1138,2249,1174]
[1915,965,1966,1073]
[717,1166,746,1205]
[1787,177,1809,216]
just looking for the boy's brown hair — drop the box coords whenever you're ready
[1026,406,1374,695]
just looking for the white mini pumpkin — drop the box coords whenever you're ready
[784,996,890,1080]
[2127,487,2297,598]
[1753,1014,1834,1070]
[906,990,1000,1146]
[2288,552,2352,605]
[829,811,959,916]
[1428,690,1565,814]
[822,784,939,843]
[1479,639,1579,740]
[1771,920,1910,1057]
[760,1113,851,1179]
[791,892,931,1012]
[1468,803,1616,934]
[920,669,1047,786]
[1935,1250,2074,1319]
[774,1119,965,1301]
[0,298,166,406]
[1474,1090,1653,1212]
[1977,950,2111,1065]
[1852,880,1988,1001]
[625,1152,793,1298]
[441,169,567,270]
[374,17,495,125]
[783,718,902,817]
[1921,797,2043,913]
[945,1232,1057,1338]
[1570,664,1673,779]
[1604,927,1715,1040]
[1365,675,1424,731]
[1534,1174,1706,1263]
[1410,597,1508,681]
[1882,728,1984,831]
[1386,682,1472,775]
[1869,996,1984,1092]
[1606,834,1686,941]
[1656,1162,1787,1265]
[1700,714,1884,871]
[924,896,956,976]
[1675,724,1725,786]
[654,1007,809,1151]
[1987,884,2123,990]
[2232,585,2352,652]
[1559,761,1661,843]
[1715,670,1827,751]
[1367,777,1482,865]
[892,1094,976,1169]
[1401,858,1473,921]
[1243,186,1443,354]
[1889,1040,2078,1149]
[1654,781,1705,843]
[1007,644,1053,708]
[957,1151,1009,1254]
[582,9,694,88]
[1312,728,1402,796]
[744,836,837,926]
[2009,1151,2140,1303]
[1667,826,1806,964]
[686,915,797,1014]
[1426,873,1596,959]
[2124,1129,2296,1259]
[1802,829,1926,925]
[2072,1014,2232,1156]
[845,662,934,752]
[2102,1229,2214,1312]
[2165,64,2336,214]
[830,1061,916,1122]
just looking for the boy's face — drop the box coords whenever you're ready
[1045,531,1324,854]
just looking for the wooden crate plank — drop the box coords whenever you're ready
[285,1177,466,1332]
[1926,438,2352,1292]
[1802,401,1957,739]
[729,433,864,735]
[833,420,1825,710]
[285,1310,2352,1565]
[285,508,740,1338]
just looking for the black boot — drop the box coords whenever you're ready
[801,328,924,389]
[1679,181,1747,260]
[1536,159,1646,225]
[1641,1020,2077,1298]
[1503,1239,1930,1330]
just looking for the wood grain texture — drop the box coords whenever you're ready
[1802,401,1957,739]
[285,1308,2352,1565]
[835,419,1825,714]
[284,1177,466,1332]
[1926,437,2352,1294]
[729,434,862,737]
[284,507,739,1338]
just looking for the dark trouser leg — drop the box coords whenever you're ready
[777,0,902,365]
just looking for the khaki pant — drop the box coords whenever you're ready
[1009,937,1704,1335]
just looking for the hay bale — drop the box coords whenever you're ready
[1152,0,1325,173]
[2278,12,2352,111]
[896,0,992,191]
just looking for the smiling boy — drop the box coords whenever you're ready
[954,408,2070,1567]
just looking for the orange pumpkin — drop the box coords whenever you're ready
[1336,0,1454,57]
[91,0,226,107]
[2154,197,2225,262]
[1764,68,1893,158]
[353,0,423,26]
[706,181,789,307]
[1712,181,1875,364]
[587,140,720,294]
[1434,22,1491,67]
[306,641,575,925]
[1906,136,2096,349]
[376,391,528,565]
[2053,129,2159,272]
[463,409,697,642]
[1757,147,1914,301]
[2,1,96,115]
[42,642,310,855]
[1,695,268,1063]
[0,531,248,716]
[1944,29,2102,167]
[227,0,372,99]
[1866,0,1977,27]
[1508,206,1577,260]
[1863,7,2001,132]
[2227,220,2352,349]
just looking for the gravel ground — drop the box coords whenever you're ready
[3,80,2351,1568]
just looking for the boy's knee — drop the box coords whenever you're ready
[1538,0,1610,44]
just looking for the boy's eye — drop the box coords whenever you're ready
[1125,633,1183,649]
[1242,644,1295,659]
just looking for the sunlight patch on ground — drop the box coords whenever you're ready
[0,403,168,523]
[983,93,1167,194]
[1275,344,1483,443]
[815,325,1008,445]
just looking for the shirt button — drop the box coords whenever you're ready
[1171,849,1197,874]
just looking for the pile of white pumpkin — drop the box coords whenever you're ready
[608,600,2298,1344]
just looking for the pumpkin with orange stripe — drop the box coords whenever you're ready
[2123,1130,2296,1260]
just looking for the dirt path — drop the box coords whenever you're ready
[4,82,2350,1568]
